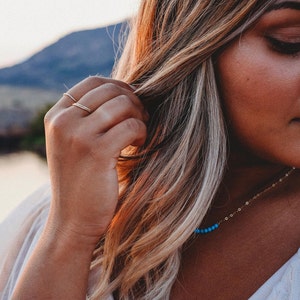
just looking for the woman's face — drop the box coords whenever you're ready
[217,0,300,167]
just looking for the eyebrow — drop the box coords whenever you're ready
[267,1,300,11]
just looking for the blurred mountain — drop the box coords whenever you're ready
[0,22,126,91]
[0,22,128,144]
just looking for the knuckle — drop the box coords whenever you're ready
[45,110,68,133]
[99,107,113,125]
[45,118,61,135]
[43,110,52,126]
[123,118,143,133]
[102,82,121,94]
[43,104,59,125]
[115,94,132,107]
[85,75,105,86]
[44,109,93,150]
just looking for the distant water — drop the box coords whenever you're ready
[0,152,49,222]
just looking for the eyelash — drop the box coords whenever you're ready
[266,36,300,56]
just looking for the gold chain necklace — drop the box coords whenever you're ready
[195,167,296,234]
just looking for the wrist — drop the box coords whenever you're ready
[41,217,103,255]
[11,218,97,300]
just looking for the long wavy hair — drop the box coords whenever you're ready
[90,0,277,299]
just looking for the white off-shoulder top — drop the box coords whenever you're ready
[0,185,299,299]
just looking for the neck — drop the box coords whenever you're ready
[196,135,296,234]
[209,149,291,224]
[222,140,290,203]
[196,160,293,234]
[222,162,286,203]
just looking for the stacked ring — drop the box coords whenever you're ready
[63,92,78,103]
[63,92,92,114]
[72,102,92,114]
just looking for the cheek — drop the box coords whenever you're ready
[216,39,299,164]
[217,45,272,137]
[217,35,299,120]
[218,44,284,121]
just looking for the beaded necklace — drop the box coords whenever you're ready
[195,167,296,235]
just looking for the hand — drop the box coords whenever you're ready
[44,76,148,246]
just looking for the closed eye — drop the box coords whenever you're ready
[266,36,300,56]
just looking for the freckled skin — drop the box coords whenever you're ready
[216,10,300,167]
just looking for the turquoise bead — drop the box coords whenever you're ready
[194,223,219,234]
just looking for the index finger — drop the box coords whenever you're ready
[57,76,136,109]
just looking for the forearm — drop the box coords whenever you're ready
[11,225,96,300]
[12,76,148,299]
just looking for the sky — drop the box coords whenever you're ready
[1,0,141,68]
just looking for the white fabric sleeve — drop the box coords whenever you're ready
[0,184,114,300]
[0,184,51,300]
[249,249,300,300]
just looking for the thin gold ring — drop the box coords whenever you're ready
[72,102,92,114]
[63,92,77,103]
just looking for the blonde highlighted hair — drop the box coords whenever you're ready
[90,0,277,299]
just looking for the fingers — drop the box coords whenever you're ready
[44,77,147,240]
[45,76,148,156]
[50,77,145,119]
[87,94,149,133]
[57,76,136,109]
[99,118,147,155]
[67,83,146,119]
[80,82,143,110]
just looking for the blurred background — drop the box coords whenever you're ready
[0,0,141,221]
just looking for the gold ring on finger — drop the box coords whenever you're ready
[63,92,78,103]
[72,102,92,114]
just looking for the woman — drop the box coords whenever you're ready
[1,0,300,298]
